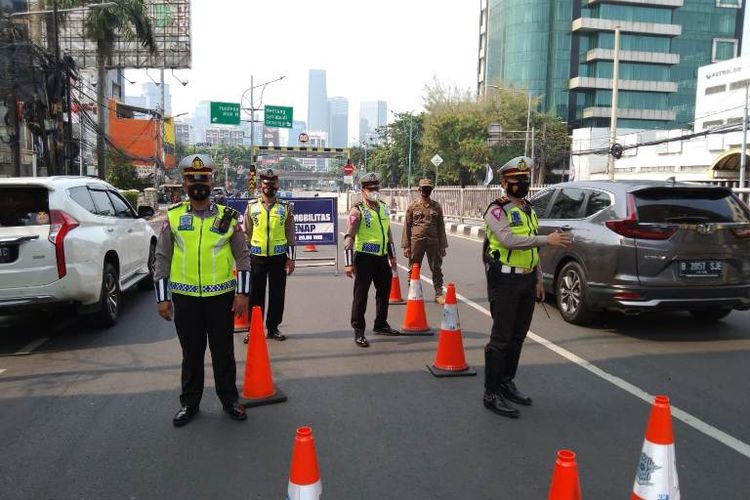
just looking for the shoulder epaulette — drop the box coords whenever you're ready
[167,202,184,211]
[483,197,511,217]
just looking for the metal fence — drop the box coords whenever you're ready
[343,182,750,221]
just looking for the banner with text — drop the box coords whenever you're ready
[227,197,338,246]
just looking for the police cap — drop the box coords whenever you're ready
[259,169,278,182]
[179,154,214,181]
[498,156,532,178]
[360,172,380,188]
[418,178,433,188]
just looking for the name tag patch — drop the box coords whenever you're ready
[178,214,194,231]
[362,242,381,253]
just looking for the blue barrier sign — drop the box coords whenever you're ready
[226,197,338,246]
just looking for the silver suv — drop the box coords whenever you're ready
[0,177,157,327]
[532,180,750,324]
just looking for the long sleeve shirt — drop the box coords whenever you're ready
[484,199,546,281]
[154,203,252,282]
[401,198,448,251]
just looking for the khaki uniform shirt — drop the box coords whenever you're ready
[154,202,252,282]
[402,198,448,251]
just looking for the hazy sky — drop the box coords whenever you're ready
[125,0,479,142]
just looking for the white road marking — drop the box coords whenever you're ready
[397,262,750,459]
[0,369,6,375]
[389,219,481,243]
[14,337,49,356]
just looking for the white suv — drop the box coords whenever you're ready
[0,177,157,327]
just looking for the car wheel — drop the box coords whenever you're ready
[689,308,732,322]
[138,242,156,291]
[555,261,595,325]
[90,262,120,328]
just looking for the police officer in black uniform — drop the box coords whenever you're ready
[482,156,571,418]
[344,173,401,347]
[242,169,295,342]
[154,154,252,427]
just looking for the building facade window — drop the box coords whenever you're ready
[716,0,741,8]
[705,84,726,95]
[712,38,738,62]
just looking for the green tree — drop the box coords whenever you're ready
[81,0,156,179]
[105,152,142,190]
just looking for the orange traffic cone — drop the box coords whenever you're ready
[239,306,287,407]
[427,283,476,377]
[548,450,582,500]
[287,426,323,500]
[631,395,680,500]
[304,244,318,252]
[388,267,406,305]
[400,263,433,336]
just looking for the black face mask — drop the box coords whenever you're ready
[187,183,211,201]
[508,181,530,199]
[263,186,278,197]
[420,187,433,197]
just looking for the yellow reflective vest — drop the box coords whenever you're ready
[355,201,389,256]
[248,199,289,256]
[167,203,237,297]
[485,200,540,270]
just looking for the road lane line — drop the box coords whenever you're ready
[14,337,49,356]
[0,368,6,375]
[395,263,750,459]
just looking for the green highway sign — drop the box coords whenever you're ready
[210,101,240,125]
[264,105,293,128]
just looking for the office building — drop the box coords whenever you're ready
[307,69,328,134]
[175,122,192,145]
[479,0,743,130]
[205,127,244,147]
[359,100,387,143]
[328,97,349,148]
[694,56,750,130]
[125,81,171,115]
[301,131,328,171]
[192,100,210,144]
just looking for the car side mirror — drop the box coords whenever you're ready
[138,206,155,219]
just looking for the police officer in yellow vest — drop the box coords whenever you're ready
[344,172,400,347]
[154,154,252,427]
[482,156,571,418]
[242,169,295,343]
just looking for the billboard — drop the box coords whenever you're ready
[56,0,191,69]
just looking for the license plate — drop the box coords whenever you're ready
[679,260,723,277]
[0,246,10,263]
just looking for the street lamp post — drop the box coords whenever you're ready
[488,84,533,156]
[241,75,285,175]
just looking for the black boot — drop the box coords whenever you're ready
[354,331,369,348]
[500,379,533,406]
[483,349,519,418]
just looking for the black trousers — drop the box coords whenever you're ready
[173,292,238,407]
[351,252,392,334]
[250,254,288,330]
[486,271,537,386]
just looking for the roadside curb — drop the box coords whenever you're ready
[389,213,485,241]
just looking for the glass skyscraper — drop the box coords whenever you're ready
[479,0,743,130]
[307,69,329,134]
[328,97,349,148]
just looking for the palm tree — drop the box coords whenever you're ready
[82,0,156,178]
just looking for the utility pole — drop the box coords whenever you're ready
[530,126,536,186]
[250,75,255,170]
[524,92,531,157]
[741,83,748,189]
[79,78,85,175]
[158,68,165,189]
[607,26,621,180]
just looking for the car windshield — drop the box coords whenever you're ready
[0,187,50,227]
[634,188,750,224]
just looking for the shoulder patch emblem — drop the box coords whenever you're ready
[490,207,503,221]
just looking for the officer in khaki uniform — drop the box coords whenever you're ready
[154,154,252,427]
[482,156,571,419]
[344,172,401,347]
[243,169,295,342]
[402,178,448,304]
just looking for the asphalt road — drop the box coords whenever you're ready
[0,219,748,499]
